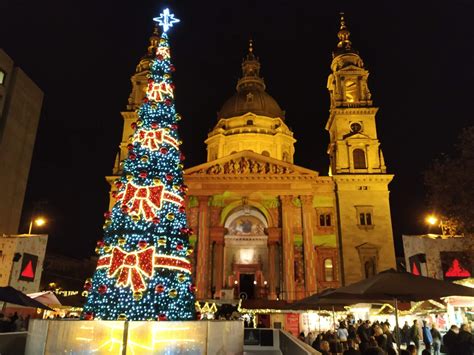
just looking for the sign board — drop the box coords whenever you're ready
[18,253,38,282]
[440,251,472,281]
[285,313,299,336]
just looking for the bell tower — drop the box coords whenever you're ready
[106,26,161,210]
[326,14,386,174]
[326,14,396,285]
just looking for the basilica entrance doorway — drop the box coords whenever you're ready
[239,273,255,299]
[223,206,271,299]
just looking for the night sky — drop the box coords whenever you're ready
[1,1,472,258]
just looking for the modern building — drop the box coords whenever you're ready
[106,16,396,302]
[0,49,44,234]
[403,234,474,281]
[0,234,48,294]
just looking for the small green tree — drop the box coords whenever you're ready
[424,126,474,235]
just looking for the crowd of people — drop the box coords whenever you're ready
[298,317,474,355]
[0,312,30,332]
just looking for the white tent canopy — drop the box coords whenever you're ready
[27,291,61,306]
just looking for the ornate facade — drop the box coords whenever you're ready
[107,17,396,302]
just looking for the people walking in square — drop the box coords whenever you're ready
[457,323,474,355]
[422,320,433,351]
[442,325,459,355]
[410,319,421,350]
[430,324,442,355]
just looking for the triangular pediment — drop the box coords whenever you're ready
[356,242,379,251]
[342,131,370,140]
[338,64,366,72]
[185,151,318,177]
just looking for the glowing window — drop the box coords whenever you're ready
[0,70,5,85]
[353,149,366,169]
[324,259,334,281]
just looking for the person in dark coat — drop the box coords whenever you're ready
[362,347,385,355]
[382,323,395,350]
[343,339,361,355]
[373,325,387,351]
[348,323,357,340]
[401,321,410,346]
[430,324,442,355]
[457,323,474,355]
[312,333,323,351]
[410,320,421,350]
[0,313,10,332]
[357,321,371,344]
[442,325,459,355]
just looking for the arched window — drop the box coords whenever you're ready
[261,151,270,157]
[246,120,253,126]
[353,149,366,169]
[282,151,289,162]
[324,259,334,281]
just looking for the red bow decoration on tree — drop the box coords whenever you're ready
[104,247,154,292]
[146,81,174,102]
[137,129,163,151]
[120,182,164,221]
[117,182,184,221]
[156,46,170,59]
[133,129,179,151]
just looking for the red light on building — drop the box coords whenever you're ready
[18,253,38,282]
[445,259,471,278]
[412,262,420,276]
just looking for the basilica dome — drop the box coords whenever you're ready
[218,41,285,119]
[219,88,284,119]
[206,41,295,163]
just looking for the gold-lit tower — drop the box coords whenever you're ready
[326,14,396,285]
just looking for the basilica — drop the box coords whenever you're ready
[107,16,396,302]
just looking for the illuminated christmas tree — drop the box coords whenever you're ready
[82,9,196,321]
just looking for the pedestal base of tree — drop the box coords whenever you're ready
[25,319,244,354]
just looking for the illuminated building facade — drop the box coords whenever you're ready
[107,17,396,301]
[0,50,43,234]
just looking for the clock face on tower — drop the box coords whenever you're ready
[350,122,362,133]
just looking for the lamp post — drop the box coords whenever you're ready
[425,214,446,235]
[28,217,46,234]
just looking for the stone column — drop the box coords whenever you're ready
[280,195,295,301]
[210,227,225,298]
[301,195,317,296]
[195,196,210,299]
[266,227,281,300]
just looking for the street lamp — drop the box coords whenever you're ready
[425,214,446,235]
[29,217,46,234]
[426,215,438,226]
